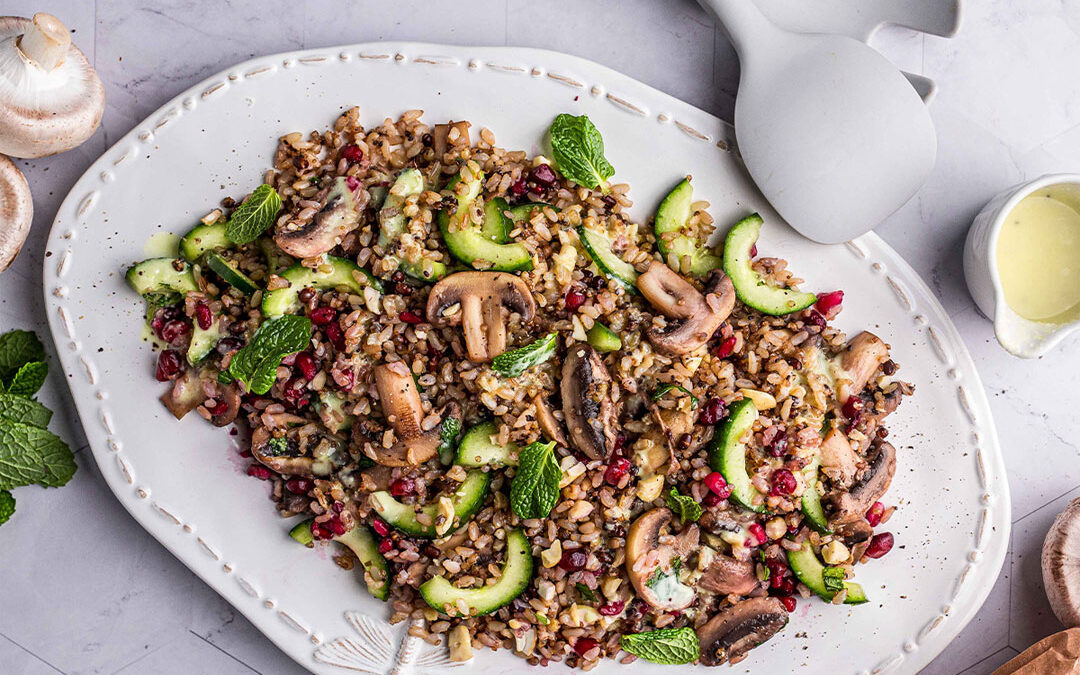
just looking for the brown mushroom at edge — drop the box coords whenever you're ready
[561,344,617,460]
[625,507,699,611]
[368,361,461,466]
[1042,497,1080,629]
[426,271,536,362]
[0,155,32,272]
[636,261,735,355]
[275,177,370,259]
[825,439,897,525]
[697,597,790,666]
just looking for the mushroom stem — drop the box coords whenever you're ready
[17,13,70,71]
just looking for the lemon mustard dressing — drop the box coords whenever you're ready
[996,185,1080,323]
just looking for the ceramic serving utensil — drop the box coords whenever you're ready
[699,0,938,244]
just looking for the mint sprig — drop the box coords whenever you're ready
[0,420,76,490]
[492,332,558,378]
[665,488,703,524]
[0,393,52,428]
[510,440,561,519]
[0,490,13,526]
[822,566,846,594]
[619,627,700,665]
[7,361,47,397]
[0,330,44,380]
[547,114,615,193]
[228,315,312,395]
[225,184,282,245]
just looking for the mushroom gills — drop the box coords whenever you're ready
[698,553,759,596]
[637,261,735,355]
[275,177,369,259]
[1042,497,1080,628]
[697,597,789,666]
[825,439,896,524]
[560,345,617,460]
[425,271,537,363]
[0,155,32,272]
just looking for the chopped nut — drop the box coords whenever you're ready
[601,576,622,600]
[435,496,455,536]
[765,516,788,541]
[739,388,777,410]
[636,473,665,503]
[448,625,473,662]
[568,500,594,521]
[563,603,601,627]
[821,540,851,565]
[541,539,563,568]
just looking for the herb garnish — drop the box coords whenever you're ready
[576,583,598,603]
[665,488,703,524]
[492,331,558,378]
[225,184,282,244]
[228,315,312,395]
[651,383,699,408]
[509,440,561,519]
[822,566,847,594]
[619,627,700,665]
[547,114,615,193]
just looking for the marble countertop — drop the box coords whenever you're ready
[2,1,1079,673]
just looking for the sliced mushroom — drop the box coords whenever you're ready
[0,155,31,272]
[1042,497,1080,628]
[561,344,617,460]
[637,261,735,355]
[251,427,339,478]
[160,370,205,420]
[208,382,241,427]
[533,394,568,447]
[368,361,461,466]
[835,331,889,403]
[275,177,369,259]
[836,520,875,562]
[697,597,789,666]
[825,439,896,524]
[426,271,536,362]
[0,14,105,158]
[625,507,700,611]
[818,427,862,488]
[698,553,759,596]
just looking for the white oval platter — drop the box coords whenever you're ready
[42,43,1009,675]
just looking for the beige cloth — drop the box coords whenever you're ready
[995,629,1080,675]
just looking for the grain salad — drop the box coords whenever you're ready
[125,108,911,668]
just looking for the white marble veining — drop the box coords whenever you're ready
[1,0,1079,673]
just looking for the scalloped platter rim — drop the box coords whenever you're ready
[42,43,1009,675]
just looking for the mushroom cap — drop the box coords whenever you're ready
[560,344,617,460]
[697,597,789,666]
[275,178,368,259]
[0,15,105,158]
[836,331,889,403]
[532,394,568,447]
[0,154,32,272]
[426,271,536,362]
[625,507,700,611]
[637,262,735,355]
[369,361,460,466]
[698,553,760,596]
[825,439,896,524]
[1043,497,1080,628]
[208,382,241,427]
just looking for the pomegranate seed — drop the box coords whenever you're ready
[247,464,272,480]
[565,287,586,311]
[815,290,844,317]
[155,350,183,381]
[206,399,229,416]
[558,548,588,572]
[603,457,631,486]
[778,596,797,612]
[613,433,627,453]
[598,600,625,616]
[345,175,361,192]
[372,519,391,537]
[312,523,334,541]
[747,523,766,546]
[310,306,337,326]
[216,337,243,354]
[160,319,191,344]
[698,397,727,426]
[865,502,885,527]
[842,396,865,422]
[378,538,394,554]
[510,178,528,197]
[713,336,737,359]
[530,163,557,187]
[294,352,318,381]
[805,310,827,329]
[328,517,346,537]
[325,322,346,351]
[285,478,313,494]
[770,573,786,589]
[282,377,308,407]
[702,492,722,507]
[194,302,213,330]
[778,577,796,595]
[389,478,415,497]
[341,144,363,164]
[750,243,758,258]
[573,637,599,657]
[334,368,355,392]
[704,472,726,494]
[767,436,788,457]
[399,310,423,324]
[864,532,894,559]
[771,469,797,496]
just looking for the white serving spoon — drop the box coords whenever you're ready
[699,0,937,244]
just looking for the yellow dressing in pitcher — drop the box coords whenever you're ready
[996,185,1080,323]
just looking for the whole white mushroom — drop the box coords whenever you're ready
[0,13,104,158]
[0,155,33,272]
[1043,497,1080,628]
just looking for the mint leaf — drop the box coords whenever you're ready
[225,184,282,244]
[437,414,462,464]
[576,582,598,603]
[823,566,846,594]
[492,332,558,378]
[0,393,52,428]
[651,383,699,408]
[510,440,561,519]
[0,420,76,489]
[0,490,13,526]
[665,488,703,524]
[228,315,312,395]
[548,114,615,192]
[619,627,700,665]
[7,361,47,397]
[0,330,44,380]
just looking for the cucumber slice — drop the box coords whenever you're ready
[126,258,199,298]
[507,201,554,223]
[370,469,491,538]
[787,543,868,604]
[654,178,722,276]
[179,222,231,262]
[420,528,533,617]
[707,398,766,513]
[800,456,831,534]
[377,168,425,248]
[335,526,391,601]
[586,322,622,353]
[205,252,259,294]
[722,214,816,315]
[439,169,533,272]
[577,227,638,293]
[289,519,315,546]
[261,256,382,317]
[455,421,517,467]
[316,390,354,433]
[187,319,223,365]
[483,197,514,243]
